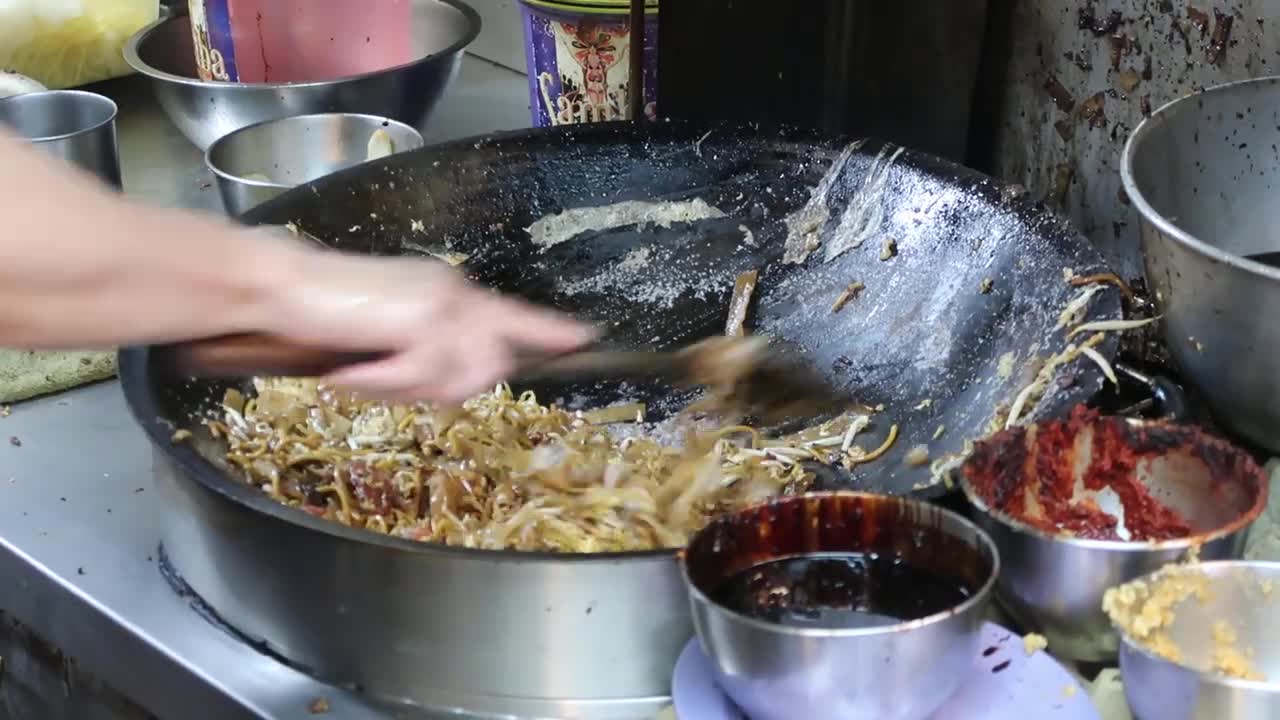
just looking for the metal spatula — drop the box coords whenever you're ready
[152,334,849,421]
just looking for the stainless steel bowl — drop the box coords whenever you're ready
[0,89,122,189]
[122,1,479,150]
[1121,76,1280,453]
[681,492,998,720]
[1115,560,1280,720]
[205,113,424,216]
[961,412,1267,663]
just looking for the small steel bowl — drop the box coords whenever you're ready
[960,410,1267,663]
[0,89,121,189]
[122,1,478,150]
[681,492,998,720]
[205,113,424,216]
[1114,560,1280,719]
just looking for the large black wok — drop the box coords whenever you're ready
[127,121,1121,497]
[115,122,1122,715]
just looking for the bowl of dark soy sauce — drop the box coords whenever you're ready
[681,492,998,720]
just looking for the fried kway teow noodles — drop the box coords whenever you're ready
[208,377,888,553]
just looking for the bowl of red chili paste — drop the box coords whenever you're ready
[959,405,1267,663]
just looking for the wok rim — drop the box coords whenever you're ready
[121,120,1121,560]
[1121,75,1280,281]
[119,345,683,562]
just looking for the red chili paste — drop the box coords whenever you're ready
[964,406,1224,541]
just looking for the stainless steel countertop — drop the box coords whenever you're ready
[0,56,531,720]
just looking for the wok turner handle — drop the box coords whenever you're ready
[153,334,682,384]
[153,334,386,379]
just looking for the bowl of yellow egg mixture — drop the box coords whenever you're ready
[1106,560,1280,720]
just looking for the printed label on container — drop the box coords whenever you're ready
[188,0,238,81]
[521,9,658,127]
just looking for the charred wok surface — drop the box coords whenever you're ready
[128,122,1122,513]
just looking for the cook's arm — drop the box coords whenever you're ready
[0,132,293,349]
[0,131,592,402]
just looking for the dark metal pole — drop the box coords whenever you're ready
[628,0,645,121]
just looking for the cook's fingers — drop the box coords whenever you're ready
[433,335,514,405]
[488,296,597,352]
[322,345,461,402]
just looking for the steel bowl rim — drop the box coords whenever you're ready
[1121,75,1280,281]
[679,490,1001,639]
[962,479,1264,552]
[958,416,1268,552]
[203,112,426,190]
[122,0,482,91]
[1114,559,1280,692]
[0,89,118,144]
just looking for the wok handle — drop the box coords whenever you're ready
[1114,361,1189,422]
[153,334,386,378]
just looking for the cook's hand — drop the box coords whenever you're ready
[265,245,594,404]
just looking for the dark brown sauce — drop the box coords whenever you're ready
[710,552,973,629]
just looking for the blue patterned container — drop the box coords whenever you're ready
[518,0,658,127]
[189,0,240,81]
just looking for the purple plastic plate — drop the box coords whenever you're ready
[672,622,1101,720]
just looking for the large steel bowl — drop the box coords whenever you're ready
[122,1,479,150]
[1121,76,1280,453]
[1115,561,1280,719]
[960,411,1267,663]
[682,492,998,720]
[142,444,687,720]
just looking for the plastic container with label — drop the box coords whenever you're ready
[188,0,414,83]
[518,0,658,127]
[0,0,160,89]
